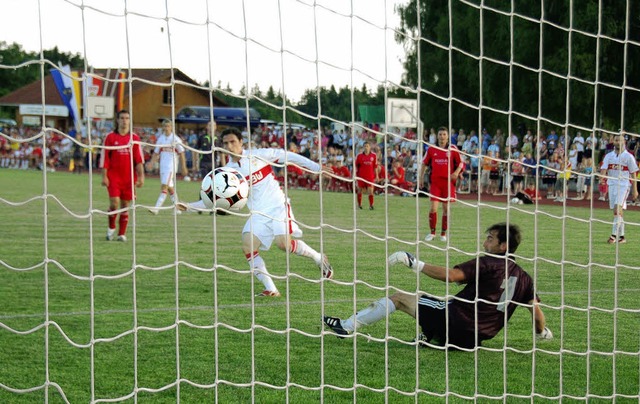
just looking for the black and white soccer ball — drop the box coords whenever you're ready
[200,167,249,211]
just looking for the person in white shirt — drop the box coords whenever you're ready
[179,127,333,297]
[572,131,585,163]
[149,120,188,214]
[599,132,639,244]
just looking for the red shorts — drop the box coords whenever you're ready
[357,178,375,189]
[107,178,135,201]
[429,179,456,202]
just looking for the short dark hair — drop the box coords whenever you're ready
[221,127,242,141]
[437,126,448,133]
[115,110,129,134]
[486,222,521,253]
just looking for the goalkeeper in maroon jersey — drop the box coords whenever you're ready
[419,126,465,242]
[323,222,553,349]
[100,110,145,242]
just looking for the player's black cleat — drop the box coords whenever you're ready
[323,316,349,338]
[411,332,429,347]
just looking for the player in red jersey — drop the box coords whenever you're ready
[100,110,145,241]
[355,141,378,209]
[419,127,464,242]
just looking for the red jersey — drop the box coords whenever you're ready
[100,132,144,181]
[355,152,377,180]
[423,144,464,181]
[332,165,351,178]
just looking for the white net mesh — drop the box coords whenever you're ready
[1,0,640,402]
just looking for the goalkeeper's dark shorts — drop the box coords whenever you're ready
[417,295,476,349]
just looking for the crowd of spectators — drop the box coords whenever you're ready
[2,120,639,204]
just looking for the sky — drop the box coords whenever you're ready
[3,0,409,102]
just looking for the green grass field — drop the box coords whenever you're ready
[1,170,639,403]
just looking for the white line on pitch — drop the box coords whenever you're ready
[1,289,639,320]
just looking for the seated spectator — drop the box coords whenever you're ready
[390,159,414,194]
[330,157,352,192]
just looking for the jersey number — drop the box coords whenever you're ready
[497,276,518,312]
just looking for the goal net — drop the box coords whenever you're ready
[1,0,639,402]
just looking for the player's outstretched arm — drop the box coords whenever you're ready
[387,251,465,283]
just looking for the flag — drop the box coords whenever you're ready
[116,71,126,112]
[71,71,82,123]
[50,69,77,124]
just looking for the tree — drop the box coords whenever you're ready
[395,1,640,133]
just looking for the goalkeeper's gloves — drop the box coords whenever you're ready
[388,251,418,272]
[536,326,553,340]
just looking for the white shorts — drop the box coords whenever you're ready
[608,183,630,210]
[243,202,302,250]
[159,165,175,187]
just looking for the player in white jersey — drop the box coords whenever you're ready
[599,132,639,244]
[149,120,188,215]
[179,127,333,297]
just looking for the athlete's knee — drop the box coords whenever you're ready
[274,235,288,251]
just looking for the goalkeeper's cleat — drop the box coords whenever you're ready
[607,235,617,244]
[319,254,333,279]
[106,228,116,241]
[323,316,349,338]
[387,251,416,269]
[116,235,127,242]
[148,207,159,215]
[618,236,626,244]
[411,332,429,347]
[439,235,447,242]
[424,233,435,242]
[256,290,281,297]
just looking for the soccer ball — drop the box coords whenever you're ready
[183,175,191,182]
[200,167,249,211]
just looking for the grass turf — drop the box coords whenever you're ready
[1,170,639,403]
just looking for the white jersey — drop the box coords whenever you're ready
[601,149,639,188]
[226,148,321,212]
[154,133,185,171]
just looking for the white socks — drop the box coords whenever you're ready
[155,192,167,208]
[612,215,624,237]
[248,253,277,292]
[291,240,321,264]
[341,297,396,333]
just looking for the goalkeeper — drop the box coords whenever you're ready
[324,222,552,348]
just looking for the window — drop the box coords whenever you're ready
[162,89,173,105]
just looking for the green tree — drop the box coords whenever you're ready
[0,42,83,98]
[395,0,640,133]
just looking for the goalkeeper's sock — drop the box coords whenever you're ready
[246,252,277,292]
[290,240,321,263]
[341,297,396,333]
[357,193,362,207]
[155,191,167,208]
[169,191,178,204]
[441,214,448,234]
[368,194,374,207]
